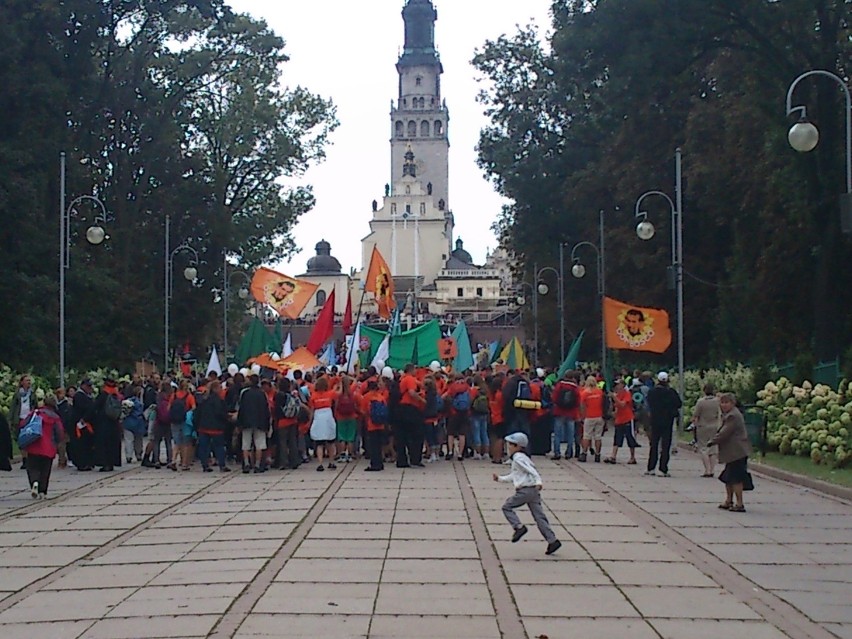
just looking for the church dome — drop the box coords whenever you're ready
[306,240,342,274]
[451,238,473,265]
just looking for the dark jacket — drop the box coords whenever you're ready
[196,394,229,434]
[237,385,270,431]
[646,384,682,429]
[71,390,96,425]
[0,411,12,471]
[143,383,158,409]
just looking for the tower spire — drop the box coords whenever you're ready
[400,0,438,64]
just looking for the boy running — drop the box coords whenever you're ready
[493,432,562,555]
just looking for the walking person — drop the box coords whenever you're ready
[121,385,146,463]
[604,379,639,464]
[579,376,605,462]
[70,379,97,471]
[693,384,721,477]
[54,387,72,469]
[470,375,491,460]
[396,364,426,467]
[335,375,359,463]
[169,379,196,471]
[488,376,506,464]
[362,380,389,471]
[195,380,231,472]
[22,394,64,499]
[493,432,561,556]
[273,378,302,470]
[444,373,473,461]
[10,375,35,469]
[711,393,752,512]
[238,375,271,473]
[93,379,123,472]
[644,372,683,477]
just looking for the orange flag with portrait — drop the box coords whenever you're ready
[365,247,396,319]
[250,267,318,319]
[603,296,672,354]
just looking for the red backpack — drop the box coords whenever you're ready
[337,391,357,418]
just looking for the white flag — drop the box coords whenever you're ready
[346,321,362,374]
[371,334,390,370]
[206,346,222,377]
[282,333,293,357]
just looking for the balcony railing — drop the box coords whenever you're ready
[439,269,500,279]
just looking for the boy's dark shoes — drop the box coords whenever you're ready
[511,525,528,543]
[578,453,587,462]
[546,540,562,555]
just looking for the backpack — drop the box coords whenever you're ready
[556,383,579,410]
[278,392,301,420]
[17,411,43,449]
[516,380,531,401]
[536,382,553,409]
[424,387,439,418]
[452,389,472,412]
[370,399,389,425]
[472,391,490,415]
[169,395,188,424]
[104,394,123,420]
[156,397,171,425]
[632,389,647,413]
[337,392,357,418]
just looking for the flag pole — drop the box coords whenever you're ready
[346,285,368,372]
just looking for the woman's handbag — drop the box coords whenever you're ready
[743,472,755,491]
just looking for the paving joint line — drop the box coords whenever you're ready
[207,462,357,639]
[456,460,528,639]
[0,470,237,614]
[558,459,840,639]
[0,466,144,523]
[364,466,404,637]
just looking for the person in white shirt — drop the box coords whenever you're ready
[493,432,561,555]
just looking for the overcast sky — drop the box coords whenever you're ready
[225,0,553,275]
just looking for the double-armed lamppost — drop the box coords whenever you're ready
[164,214,199,373]
[59,152,109,387]
[786,70,852,233]
[570,210,606,377]
[218,256,251,363]
[634,150,685,407]
[535,261,563,364]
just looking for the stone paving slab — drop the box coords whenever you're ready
[0,441,849,639]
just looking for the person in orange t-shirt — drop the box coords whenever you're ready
[580,376,605,462]
[488,377,505,463]
[395,364,426,467]
[604,379,638,464]
[361,381,388,471]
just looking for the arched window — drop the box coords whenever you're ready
[316,290,327,307]
[434,120,443,136]
[421,120,430,137]
[418,97,425,109]
[407,121,417,137]
[395,121,403,138]
[416,76,422,86]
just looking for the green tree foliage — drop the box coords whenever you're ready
[474,0,851,366]
[0,0,337,373]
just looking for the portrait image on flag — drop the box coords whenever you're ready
[250,267,318,319]
[603,296,672,354]
[365,246,396,319]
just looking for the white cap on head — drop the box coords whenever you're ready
[429,360,441,372]
[250,363,262,375]
[227,364,239,376]
[536,367,545,379]
[504,432,529,448]
[381,366,394,380]
[657,371,669,382]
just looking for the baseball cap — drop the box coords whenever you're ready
[381,366,394,380]
[631,378,643,387]
[505,432,529,448]
[657,371,669,382]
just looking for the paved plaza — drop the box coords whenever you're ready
[0,445,849,639]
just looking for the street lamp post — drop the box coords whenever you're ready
[59,152,109,387]
[164,214,199,373]
[634,150,685,444]
[570,210,606,377]
[221,256,251,364]
[514,282,535,364]
[786,70,852,232]
[535,263,562,365]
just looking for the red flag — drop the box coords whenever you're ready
[306,288,336,354]
[342,289,353,335]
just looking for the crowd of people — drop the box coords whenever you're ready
[3,363,753,510]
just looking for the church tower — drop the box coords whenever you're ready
[390,0,450,211]
[362,0,454,290]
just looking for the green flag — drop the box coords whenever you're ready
[557,331,585,378]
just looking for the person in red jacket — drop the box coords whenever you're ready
[23,393,64,499]
[551,371,581,460]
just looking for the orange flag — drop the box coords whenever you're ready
[603,296,672,354]
[365,247,396,319]
[250,267,318,320]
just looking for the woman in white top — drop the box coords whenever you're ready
[692,384,721,477]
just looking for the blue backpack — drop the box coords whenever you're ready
[369,400,389,425]
[516,380,532,401]
[452,390,472,412]
[18,411,43,449]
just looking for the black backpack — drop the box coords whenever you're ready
[169,395,187,424]
[556,383,578,410]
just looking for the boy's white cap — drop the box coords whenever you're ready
[381,366,394,379]
[657,371,669,382]
[504,432,528,448]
